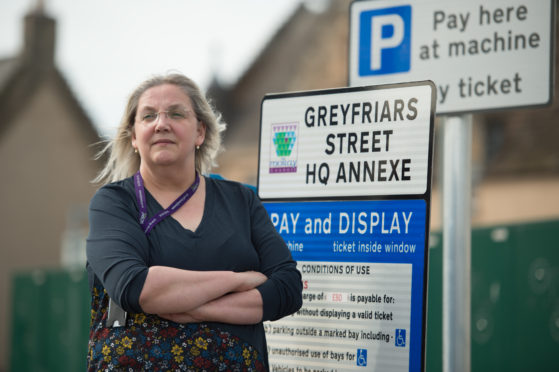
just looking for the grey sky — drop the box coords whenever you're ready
[0,0,302,136]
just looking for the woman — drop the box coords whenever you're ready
[86,73,302,371]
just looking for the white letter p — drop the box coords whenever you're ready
[371,14,404,70]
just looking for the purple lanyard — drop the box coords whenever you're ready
[133,171,200,235]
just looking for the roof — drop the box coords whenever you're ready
[0,10,100,146]
[208,1,351,147]
[0,57,19,92]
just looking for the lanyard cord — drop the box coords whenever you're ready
[133,171,200,235]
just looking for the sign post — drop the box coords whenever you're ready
[349,1,554,371]
[441,114,472,372]
[258,82,436,371]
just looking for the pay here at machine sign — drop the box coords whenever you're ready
[258,82,435,200]
[349,0,555,114]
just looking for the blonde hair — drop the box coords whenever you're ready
[93,73,226,184]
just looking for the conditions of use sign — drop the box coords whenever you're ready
[349,0,555,113]
[258,82,435,371]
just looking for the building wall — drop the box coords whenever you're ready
[0,74,99,370]
[429,176,559,231]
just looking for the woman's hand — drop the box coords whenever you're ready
[158,287,264,325]
[235,271,267,292]
[139,267,266,315]
[139,267,267,322]
[157,272,266,325]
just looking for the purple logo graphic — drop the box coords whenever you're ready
[270,123,298,174]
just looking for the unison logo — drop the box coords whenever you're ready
[359,5,412,76]
[269,123,298,174]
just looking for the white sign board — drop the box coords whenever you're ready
[349,0,555,114]
[257,82,435,199]
[265,259,414,370]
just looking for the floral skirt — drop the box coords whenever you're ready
[87,286,266,371]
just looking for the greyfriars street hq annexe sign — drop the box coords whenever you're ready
[258,83,435,199]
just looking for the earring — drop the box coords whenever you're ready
[134,148,138,153]
[196,145,200,150]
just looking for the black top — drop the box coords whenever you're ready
[86,175,302,370]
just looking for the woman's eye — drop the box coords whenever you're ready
[142,113,156,121]
[170,111,186,119]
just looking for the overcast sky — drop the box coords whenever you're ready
[0,0,306,136]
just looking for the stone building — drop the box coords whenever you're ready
[0,7,100,369]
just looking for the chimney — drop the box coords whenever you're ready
[22,5,56,69]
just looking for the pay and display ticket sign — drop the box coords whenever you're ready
[258,82,435,372]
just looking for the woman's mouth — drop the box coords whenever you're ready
[153,139,174,146]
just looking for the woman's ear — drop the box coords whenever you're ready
[131,126,137,149]
[196,121,206,147]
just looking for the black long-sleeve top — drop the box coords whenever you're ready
[86,175,302,371]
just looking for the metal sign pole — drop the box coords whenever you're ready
[442,114,472,372]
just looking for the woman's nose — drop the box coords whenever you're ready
[154,113,171,131]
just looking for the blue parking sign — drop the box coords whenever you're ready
[358,5,412,76]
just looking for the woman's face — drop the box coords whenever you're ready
[132,84,205,170]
